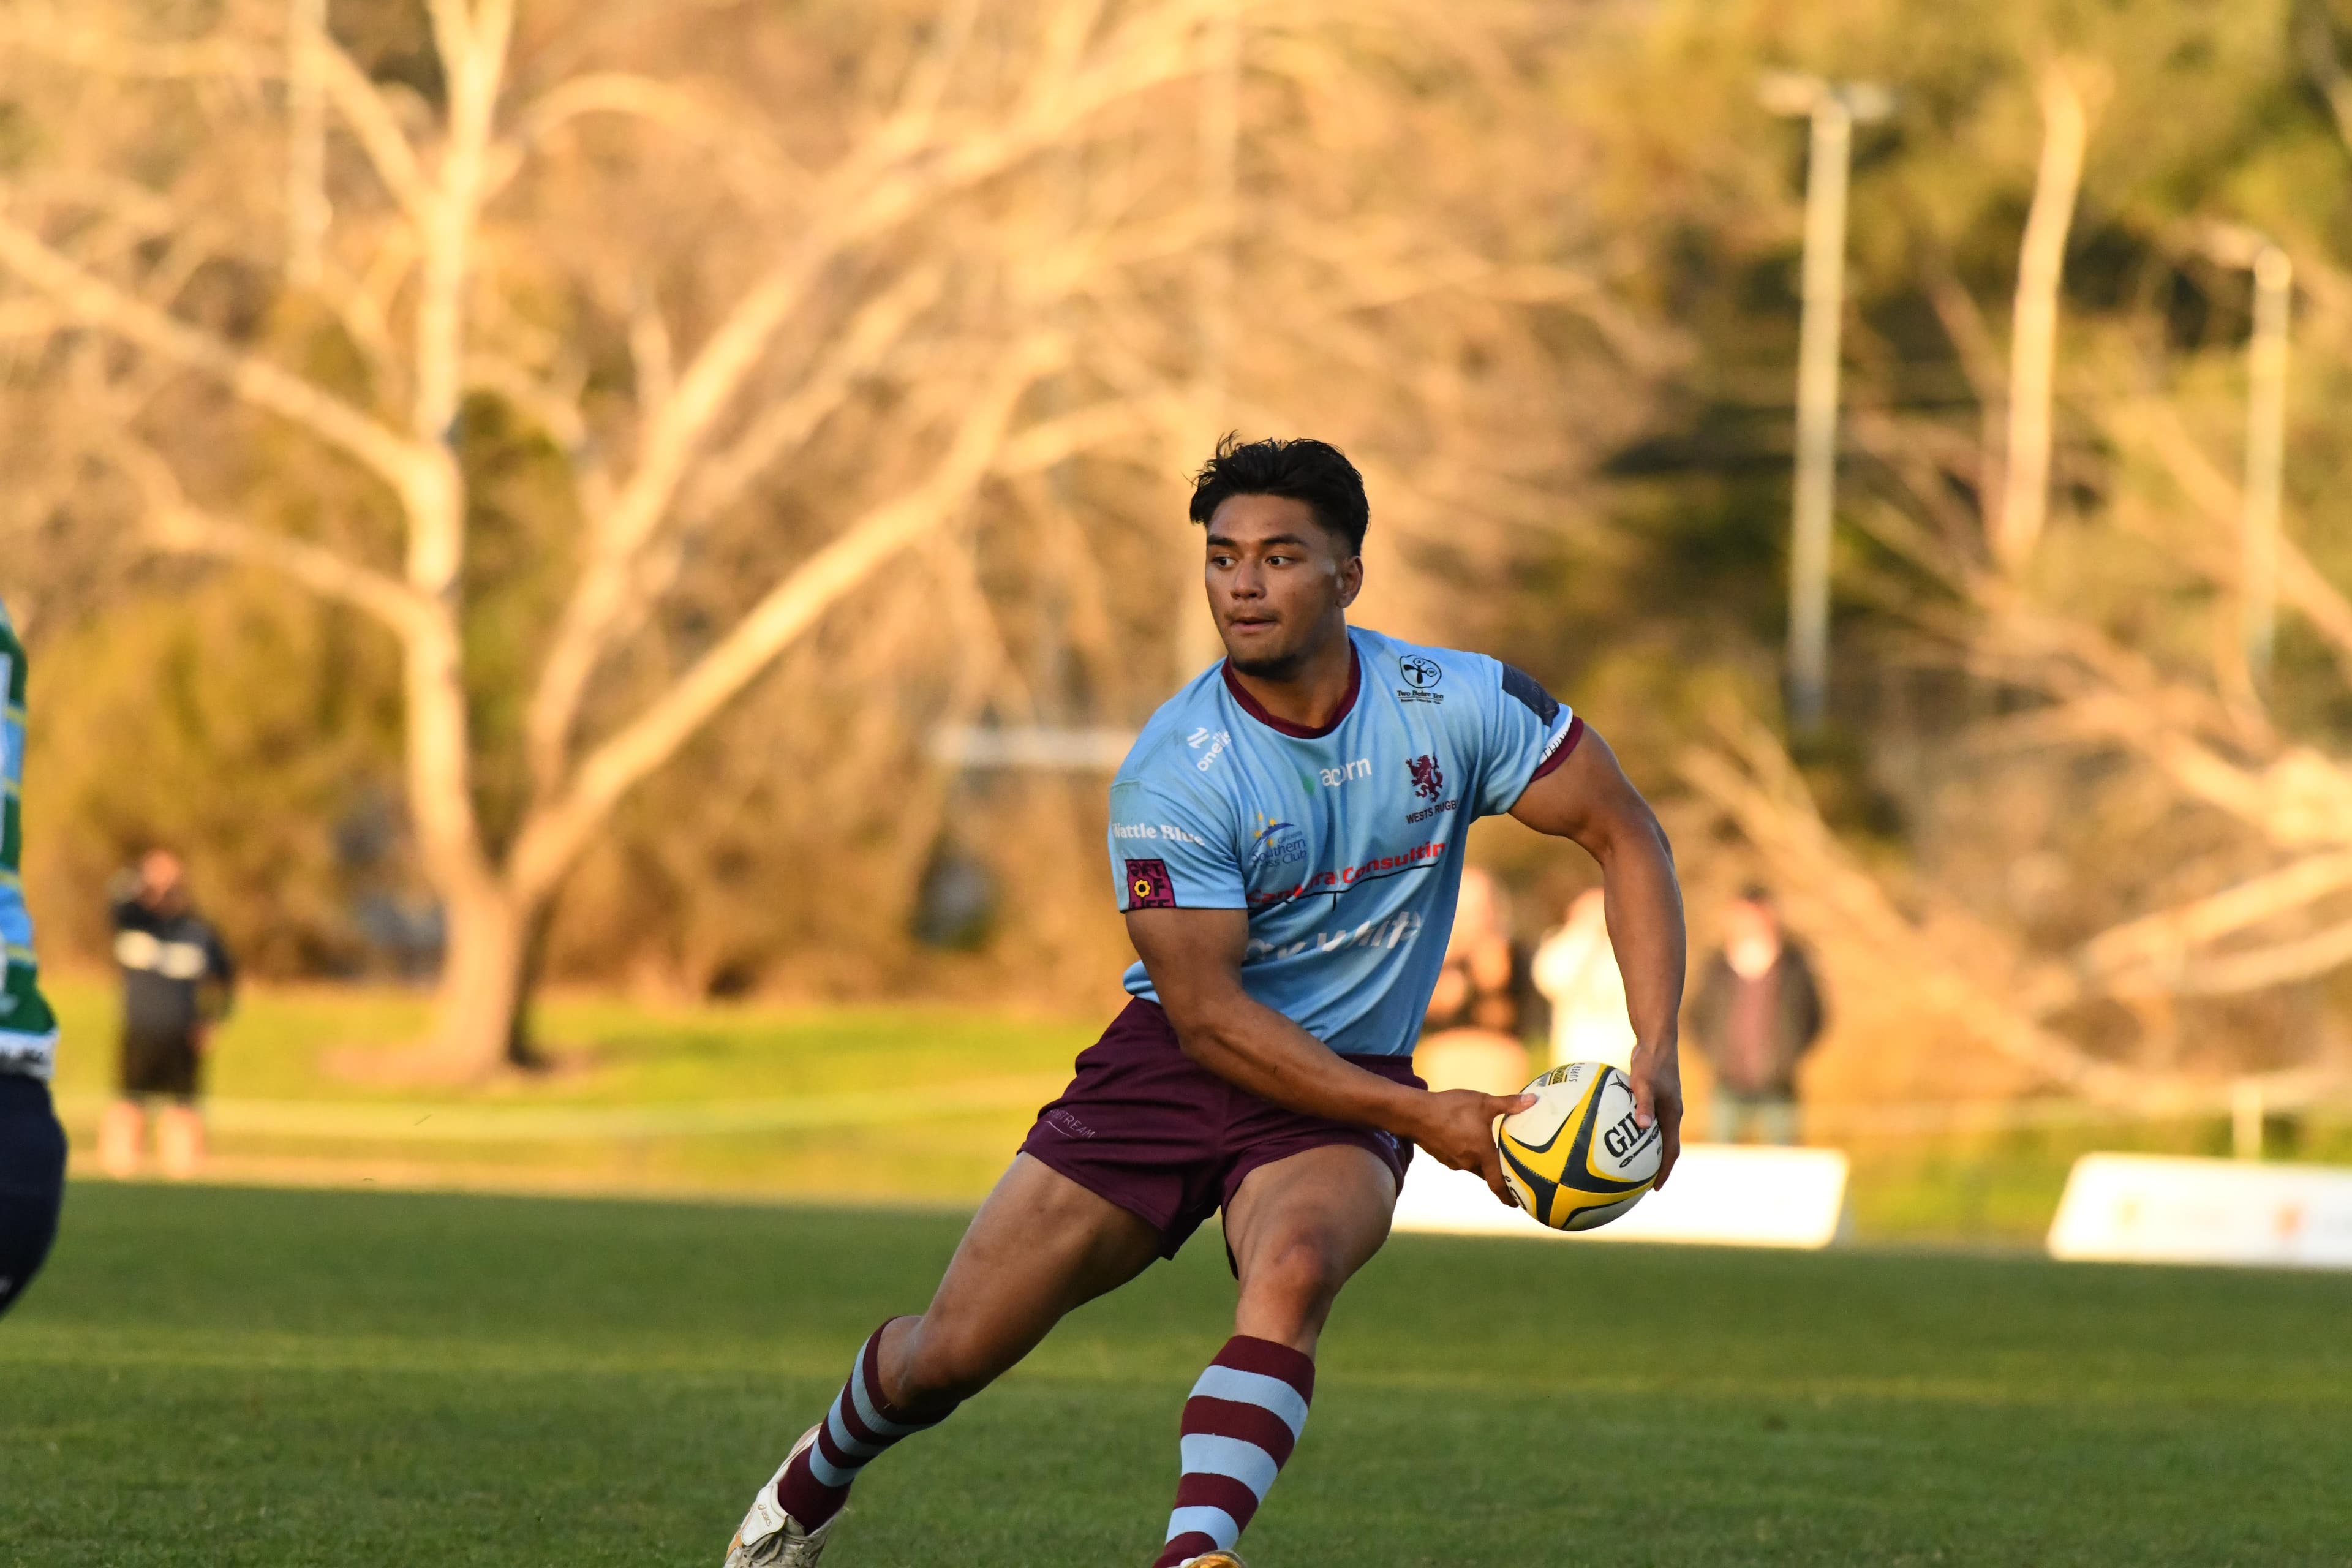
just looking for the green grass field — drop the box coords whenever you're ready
[6,1183,2349,1566]
[39,974,2352,1244]
[39,976,1101,1202]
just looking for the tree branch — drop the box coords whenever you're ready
[869,0,987,160]
[1855,491,2352,870]
[993,394,1180,475]
[150,506,432,636]
[1681,709,2224,1111]
[410,0,513,443]
[110,442,430,637]
[678,265,946,524]
[2078,850,2352,984]
[463,352,588,453]
[2164,914,2352,995]
[1971,587,2352,855]
[1996,60,2101,568]
[506,1,1215,802]
[521,264,944,798]
[312,28,431,223]
[399,0,515,609]
[519,0,1214,671]
[0,212,421,491]
[627,292,674,421]
[2105,396,2352,685]
[0,7,271,84]
[1914,243,2007,494]
[505,340,1061,903]
[486,71,810,203]
[2291,0,2352,157]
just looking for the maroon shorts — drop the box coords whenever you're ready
[1018,998,1422,1259]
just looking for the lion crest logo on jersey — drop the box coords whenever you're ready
[1407,753,1444,801]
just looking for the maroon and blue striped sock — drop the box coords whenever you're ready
[774,1319,954,1531]
[1152,1335,1316,1567]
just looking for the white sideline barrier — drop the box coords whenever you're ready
[1392,1143,1849,1249]
[2046,1153,2352,1270]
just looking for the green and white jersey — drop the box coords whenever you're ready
[0,599,57,1079]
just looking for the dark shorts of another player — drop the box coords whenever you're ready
[118,1027,202,1102]
[0,1072,68,1317]
[1019,998,1420,1262]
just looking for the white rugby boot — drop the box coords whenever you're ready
[722,1425,838,1567]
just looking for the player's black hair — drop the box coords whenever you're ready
[1188,434,1370,556]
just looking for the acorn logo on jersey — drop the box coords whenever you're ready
[1124,858,1175,910]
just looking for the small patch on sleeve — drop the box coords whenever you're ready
[1500,663,1561,725]
[1123,858,1176,910]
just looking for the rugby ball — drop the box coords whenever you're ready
[1496,1061,1662,1231]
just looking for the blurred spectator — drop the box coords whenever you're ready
[1690,885,1825,1145]
[1425,869,1526,1033]
[1415,868,1532,1093]
[1531,888,1635,1071]
[100,851,235,1179]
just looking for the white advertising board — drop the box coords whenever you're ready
[2046,1153,2352,1270]
[1392,1143,1849,1250]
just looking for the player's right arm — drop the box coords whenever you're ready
[1126,905,1533,1205]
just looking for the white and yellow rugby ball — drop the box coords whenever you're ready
[1496,1061,1662,1232]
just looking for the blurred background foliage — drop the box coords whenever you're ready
[6,0,2352,1117]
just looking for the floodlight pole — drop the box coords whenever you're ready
[2243,244,2291,686]
[1761,75,1889,733]
[1787,99,1850,734]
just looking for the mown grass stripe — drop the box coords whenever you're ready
[50,1076,1066,1141]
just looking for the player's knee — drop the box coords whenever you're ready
[1243,1233,1348,1321]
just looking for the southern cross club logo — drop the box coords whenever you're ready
[1408,753,1444,801]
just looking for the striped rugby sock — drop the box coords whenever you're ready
[1153,1335,1316,1567]
[775,1318,954,1530]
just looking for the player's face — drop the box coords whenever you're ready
[1203,494,1362,676]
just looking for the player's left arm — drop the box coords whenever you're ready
[1508,726,1687,1187]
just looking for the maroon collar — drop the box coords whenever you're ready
[1221,642,1362,739]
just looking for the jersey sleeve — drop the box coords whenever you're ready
[1470,658,1582,818]
[1106,775,1247,912]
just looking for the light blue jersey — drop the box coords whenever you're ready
[1108,625,1580,1058]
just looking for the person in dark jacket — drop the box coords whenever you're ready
[99,850,235,1179]
[1689,886,1825,1145]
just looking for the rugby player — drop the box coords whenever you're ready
[723,437,1685,1567]
[0,597,66,1317]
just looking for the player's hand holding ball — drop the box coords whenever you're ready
[1412,1087,1538,1207]
[1494,1061,1665,1231]
[1627,1032,1683,1189]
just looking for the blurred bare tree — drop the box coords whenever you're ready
[1572,0,2352,1109]
[0,0,1645,1074]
